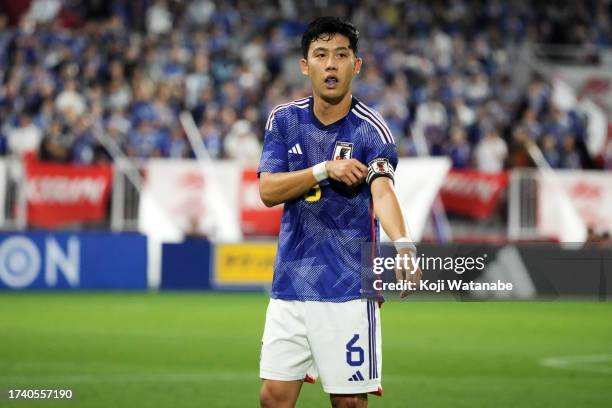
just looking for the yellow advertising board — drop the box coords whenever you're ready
[215,242,277,285]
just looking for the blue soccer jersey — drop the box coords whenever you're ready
[258,96,398,301]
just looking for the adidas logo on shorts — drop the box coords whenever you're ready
[347,370,364,382]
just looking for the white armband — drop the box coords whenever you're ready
[394,237,417,255]
[312,161,328,182]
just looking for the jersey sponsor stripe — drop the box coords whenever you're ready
[356,102,395,143]
[353,104,393,143]
[267,103,308,130]
[372,300,378,378]
[351,108,390,144]
[266,103,309,131]
[370,202,377,260]
[265,98,310,130]
[269,97,310,115]
[363,103,395,142]
[269,97,309,113]
[367,300,374,379]
[357,102,395,143]
[369,203,384,303]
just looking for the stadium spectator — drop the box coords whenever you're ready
[451,97,476,128]
[520,108,543,141]
[55,79,86,117]
[126,117,166,160]
[185,52,212,109]
[507,126,533,168]
[71,116,97,165]
[444,125,471,169]
[146,0,172,36]
[105,60,132,112]
[39,119,71,162]
[8,111,42,157]
[199,114,223,159]
[560,134,582,169]
[475,128,508,173]
[166,127,191,159]
[224,119,260,164]
[414,97,447,153]
[541,133,561,168]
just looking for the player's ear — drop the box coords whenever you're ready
[353,57,362,75]
[299,58,309,76]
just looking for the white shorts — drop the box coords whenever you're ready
[260,298,382,395]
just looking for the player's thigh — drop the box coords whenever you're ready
[306,299,382,395]
[330,393,368,408]
[260,379,303,408]
[260,299,312,381]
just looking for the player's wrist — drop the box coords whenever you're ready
[312,161,328,182]
[394,237,417,255]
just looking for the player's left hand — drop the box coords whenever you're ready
[394,248,422,298]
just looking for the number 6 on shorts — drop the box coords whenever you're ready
[345,334,364,366]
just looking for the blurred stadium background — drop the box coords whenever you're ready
[0,0,611,407]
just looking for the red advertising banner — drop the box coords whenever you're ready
[440,170,508,219]
[239,169,282,235]
[25,160,113,228]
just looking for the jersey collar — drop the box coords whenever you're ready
[309,95,358,130]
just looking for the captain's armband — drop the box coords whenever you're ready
[366,158,395,185]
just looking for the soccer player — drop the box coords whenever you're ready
[258,17,422,408]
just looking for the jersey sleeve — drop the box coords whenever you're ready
[257,111,287,176]
[363,115,398,185]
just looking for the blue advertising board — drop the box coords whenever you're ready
[160,238,212,290]
[0,231,147,290]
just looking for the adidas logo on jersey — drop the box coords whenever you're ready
[347,370,364,382]
[288,144,303,154]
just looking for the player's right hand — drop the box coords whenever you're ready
[325,159,368,186]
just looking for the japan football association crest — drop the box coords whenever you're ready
[375,159,390,173]
[333,142,353,160]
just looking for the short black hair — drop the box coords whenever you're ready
[301,16,359,59]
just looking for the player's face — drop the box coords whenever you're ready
[300,34,362,104]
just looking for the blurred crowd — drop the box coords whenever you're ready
[0,0,611,171]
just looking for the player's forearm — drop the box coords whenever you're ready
[259,169,319,207]
[371,178,410,241]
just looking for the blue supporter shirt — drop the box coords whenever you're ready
[258,96,398,302]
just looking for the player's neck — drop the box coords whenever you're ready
[312,93,352,126]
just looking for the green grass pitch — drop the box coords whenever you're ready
[0,293,611,407]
